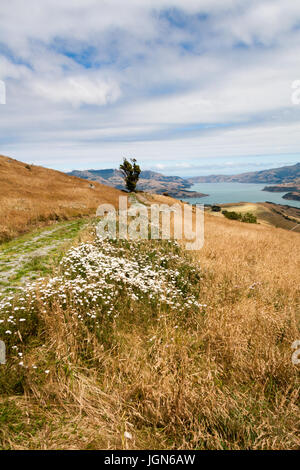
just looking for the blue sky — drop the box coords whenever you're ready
[0,0,300,176]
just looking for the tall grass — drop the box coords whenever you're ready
[0,155,122,242]
[0,211,299,450]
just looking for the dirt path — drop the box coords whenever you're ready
[0,219,89,297]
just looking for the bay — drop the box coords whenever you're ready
[183,182,300,208]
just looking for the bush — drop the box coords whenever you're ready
[222,210,242,220]
[241,212,257,224]
[222,210,257,223]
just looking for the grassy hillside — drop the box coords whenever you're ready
[207,202,300,232]
[0,192,299,450]
[0,155,122,243]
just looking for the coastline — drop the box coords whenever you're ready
[182,181,300,209]
[262,184,300,202]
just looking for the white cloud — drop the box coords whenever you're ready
[32,76,121,106]
[0,0,300,171]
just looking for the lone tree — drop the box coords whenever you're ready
[119,158,141,192]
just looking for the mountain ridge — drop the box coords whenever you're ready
[68,162,300,200]
[187,162,300,184]
[67,168,206,198]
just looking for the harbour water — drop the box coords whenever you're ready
[183,182,300,208]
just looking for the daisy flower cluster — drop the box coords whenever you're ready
[0,237,203,368]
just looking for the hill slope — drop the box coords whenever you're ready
[188,162,300,184]
[0,155,122,242]
[68,168,190,189]
[68,163,300,199]
[0,196,299,450]
[67,168,207,198]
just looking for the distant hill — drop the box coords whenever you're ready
[67,168,206,198]
[68,162,300,200]
[188,162,300,184]
[68,168,189,188]
[188,162,300,202]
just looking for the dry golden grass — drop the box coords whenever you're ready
[208,201,300,232]
[0,170,299,450]
[0,207,298,450]
[0,154,123,242]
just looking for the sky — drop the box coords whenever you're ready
[0,0,300,176]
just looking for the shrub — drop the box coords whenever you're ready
[222,210,242,220]
[241,212,257,224]
[222,210,257,224]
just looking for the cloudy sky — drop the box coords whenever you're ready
[0,0,300,175]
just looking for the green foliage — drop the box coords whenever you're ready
[0,400,46,449]
[241,212,257,224]
[222,210,257,223]
[222,210,242,220]
[119,158,141,192]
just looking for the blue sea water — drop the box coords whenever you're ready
[182,182,300,209]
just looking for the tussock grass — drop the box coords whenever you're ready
[0,211,300,449]
[210,201,300,232]
[0,155,122,242]
[0,198,299,450]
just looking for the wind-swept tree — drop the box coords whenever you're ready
[119,158,141,192]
